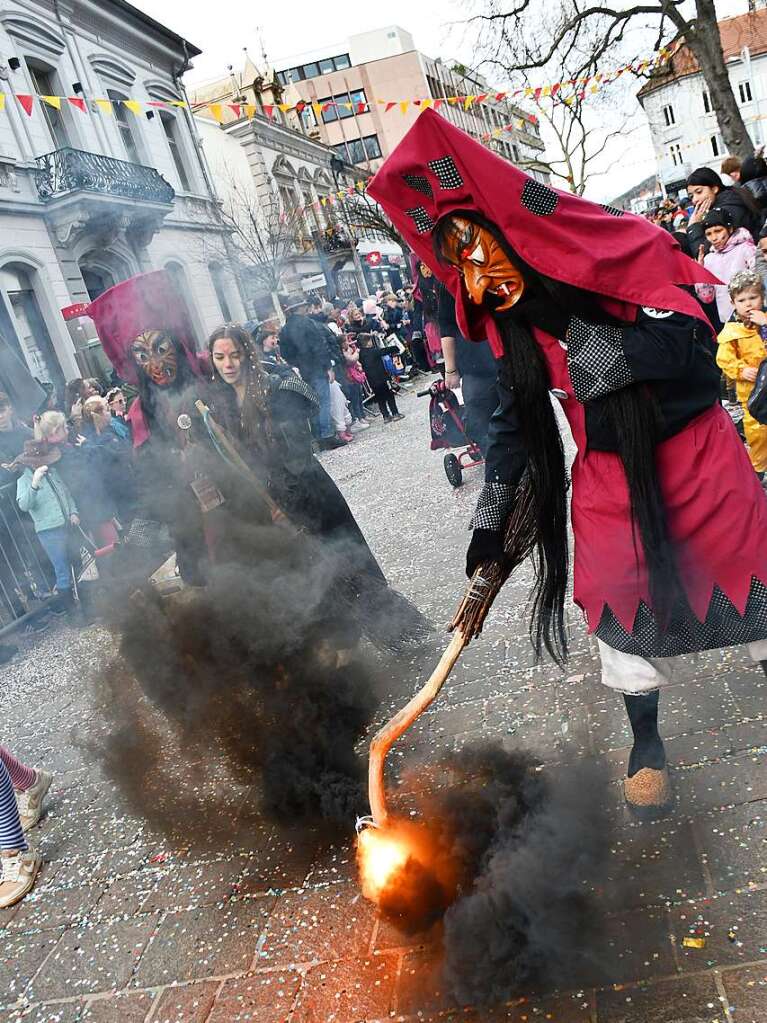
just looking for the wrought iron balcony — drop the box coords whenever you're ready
[33,147,175,205]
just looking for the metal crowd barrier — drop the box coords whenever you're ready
[0,481,55,634]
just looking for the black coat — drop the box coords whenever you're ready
[744,175,767,212]
[437,282,500,379]
[688,185,764,250]
[359,344,395,389]
[485,308,721,485]
[279,313,332,380]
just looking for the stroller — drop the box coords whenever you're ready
[418,380,484,488]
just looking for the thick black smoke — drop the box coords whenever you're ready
[88,525,384,846]
[391,743,612,1005]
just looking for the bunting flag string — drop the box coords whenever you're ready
[0,41,680,126]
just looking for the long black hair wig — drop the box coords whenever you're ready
[434,211,680,664]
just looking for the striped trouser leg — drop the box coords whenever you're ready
[0,758,26,853]
[0,745,35,791]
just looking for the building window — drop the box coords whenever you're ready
[669,142,683,167]
[739,80,753,104]
[165,262,200,340]
[27,63,69,150]
[711,135,721,157]
[319,58,335,74]
[662,104,675,127]
[334,54,351,70]
[107,90,142,164]
[702,89,712,113]
[1,263,63,392]
[332,134,382,165]
[317,90,368,123]
[303,63,319,79]
[209,263,232,322]
[160,112,191,192]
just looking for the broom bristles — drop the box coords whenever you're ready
[449,478,537,642]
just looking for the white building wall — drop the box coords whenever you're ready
[0,0,246,389]
[642,52,767,189]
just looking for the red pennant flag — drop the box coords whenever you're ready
[228,104,242,117]
[17,94,34,116]
[67,97,86,113]
[147,101,169,109]
[433,99,444,110]
[476,93,488,104]
[356,102,366,113]
[262,104,273,118]
[385,102,396,112]
[295,100,306,112]
[495,92,507,102]
[551,83,561,97]
[533,87,543,101]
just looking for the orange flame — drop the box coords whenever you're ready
[357,825,412,902]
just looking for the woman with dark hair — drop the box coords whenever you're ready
[686,166,764,250]
[207,324,425,646]
[739,155,767,211]
[370,109,767,816]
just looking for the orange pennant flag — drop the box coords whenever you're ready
[42,96,62,110]
[122,100,141,115]
[94,99,113,114]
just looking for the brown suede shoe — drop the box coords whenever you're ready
[624,766,673,818]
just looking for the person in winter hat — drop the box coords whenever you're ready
[695,208,756,324]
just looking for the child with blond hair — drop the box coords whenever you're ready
[717,269,767,476]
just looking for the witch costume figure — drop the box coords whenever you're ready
[369,109,767,814]
[85,271,213,585]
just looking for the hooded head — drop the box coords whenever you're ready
[368,110,716,355]
[85,271,201,387]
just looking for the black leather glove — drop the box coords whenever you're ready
[466,528,506,578]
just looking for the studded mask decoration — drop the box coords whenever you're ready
[438,214,525,312]
[130,330,178,387]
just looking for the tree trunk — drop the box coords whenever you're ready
[683,0,754,159]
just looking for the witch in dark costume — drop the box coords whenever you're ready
[369,109,767,814]
[205,324,390,597]
[85,272,213,586]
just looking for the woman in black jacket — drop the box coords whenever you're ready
[687,166,764,251]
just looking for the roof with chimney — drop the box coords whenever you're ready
[638,8,767,100]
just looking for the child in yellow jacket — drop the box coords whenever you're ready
[717,269,767,474]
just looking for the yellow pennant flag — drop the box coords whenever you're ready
[312,101,323,118]
[0,95,5,112]
[170,100,187,108]
[421,98,433,108]
[42,95,62,110]
[399,101,410,114]
[208,103,224,122]
[94,99,113,114]
[244,104,257,119]
[123,100,141,115]
[464,95,476,109]
[320,198,327,206]
[278,103,291,113]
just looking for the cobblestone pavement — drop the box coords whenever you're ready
[2,384,767,1021]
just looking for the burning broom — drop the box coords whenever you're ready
[357,478,538,915]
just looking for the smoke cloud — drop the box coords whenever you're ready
[387,743,612,1005]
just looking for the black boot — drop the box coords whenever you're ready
[760,660,767,678]
[623,691,672,816]
[624,691,666,777]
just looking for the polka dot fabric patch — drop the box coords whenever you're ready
[403,173,433,198]
[520,179,559,216]
[406,206,436,234]
[427,156,464,190]
[600,204,625,217]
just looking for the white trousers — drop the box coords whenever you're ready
[598,638,767,695]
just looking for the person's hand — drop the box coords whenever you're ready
[697,244,706,264]
[445,369,461,390]
[748,309,767,326]
[466,528,506,578]
[74,434,86,447]
[741,365,759,382]
[688,197,713,225]
[31,465,48,489]
[69,513,80,526]
[270,506,287,524]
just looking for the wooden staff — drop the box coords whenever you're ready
[367,478,537,826]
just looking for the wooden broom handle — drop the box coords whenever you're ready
[368,630,468,826]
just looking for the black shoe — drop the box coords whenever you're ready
[24,615,50,636]
[48,596,68,617]
[318,436,345,450]
[0,642,18,665]
[383,415,393,423]
[393,413,405,421]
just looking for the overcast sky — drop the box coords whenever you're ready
[132,0,750,202]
